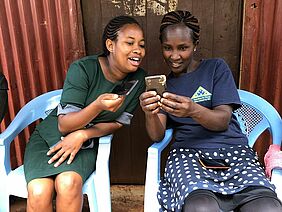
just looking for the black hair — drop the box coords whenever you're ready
[159,10,200,44]
[102,15,141,56]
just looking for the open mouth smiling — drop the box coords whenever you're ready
[170,61,182,68]
[129,57,142,66]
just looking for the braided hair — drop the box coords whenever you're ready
[159,10,200,44]
[102,15,141,56]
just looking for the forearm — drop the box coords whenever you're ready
[58,101,102,134]
[145,113,166,141]
[47,121,122,167]
[190,104,232,131]
[79,122,122,141]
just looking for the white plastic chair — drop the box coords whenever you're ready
[144,89,282,212]
[0,89,113,212]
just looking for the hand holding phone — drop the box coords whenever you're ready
[99,94,124,112]
[145,75,166,95]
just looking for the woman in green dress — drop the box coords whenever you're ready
[24,15,146,212]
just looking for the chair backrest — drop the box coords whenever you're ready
[0,89,62,146]
[19,89,62,120]
[0,89,62,175]
[234,90,282,147]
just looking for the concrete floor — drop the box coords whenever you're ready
[10,185,144,212]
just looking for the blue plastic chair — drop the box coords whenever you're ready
[0,89,113,212]
[144,89,282,212]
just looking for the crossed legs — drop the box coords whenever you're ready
[27,171,83,212]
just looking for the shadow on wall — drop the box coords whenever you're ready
[0,72,8,125]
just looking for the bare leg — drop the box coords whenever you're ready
[55,171,83,212]
[27,178,55,212]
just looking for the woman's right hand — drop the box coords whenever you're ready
[139,91,161,114]
[96,93,125,112]
[47,130,86,167]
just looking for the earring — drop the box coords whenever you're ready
[194,48,196,52]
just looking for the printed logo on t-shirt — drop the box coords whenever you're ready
[191,86,212,103]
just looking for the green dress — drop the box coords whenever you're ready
[24,54,146,183]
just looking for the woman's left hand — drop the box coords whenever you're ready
[160,92,194,117]
[46,130,87,167]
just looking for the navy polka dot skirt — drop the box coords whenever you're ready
[158,145,276,211]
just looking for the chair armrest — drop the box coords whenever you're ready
[0,111,33,147]
[95,134,113,176]
[147,128,173,180]
[0,111,34,175]
[150,128,173,152]
[144,129,173,212]
[271,168,282,201]
[94,134,113,212]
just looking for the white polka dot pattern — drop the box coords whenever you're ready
[157,146,275,212]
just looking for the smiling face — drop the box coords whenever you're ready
[107,23,145,75]
[161,24,196,76]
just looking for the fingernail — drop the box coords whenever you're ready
[48,160,51,164]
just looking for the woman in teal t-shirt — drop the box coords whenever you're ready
[139,10,281,212]
[24,16,146,211]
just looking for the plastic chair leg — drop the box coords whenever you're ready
[0,192,10,212]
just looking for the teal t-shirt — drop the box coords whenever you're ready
[36,55,146,147]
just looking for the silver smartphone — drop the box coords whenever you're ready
[145,75,166,95]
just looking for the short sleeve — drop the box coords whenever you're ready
[115,112,133,125]
[57,103,81,115]
[212,59,241,110]
[60,62,89,108]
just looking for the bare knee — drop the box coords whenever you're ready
[55,171,83,198]
[27,179,54,210]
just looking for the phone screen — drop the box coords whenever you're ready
[112,80,139,96]
[199,158,230,169]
